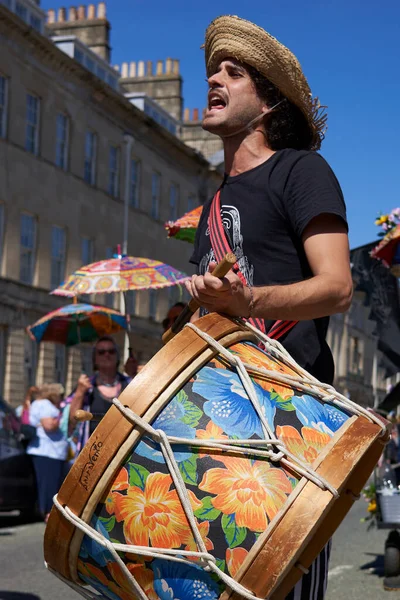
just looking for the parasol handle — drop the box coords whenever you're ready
[162,253,237,345]
[74,409,93,423]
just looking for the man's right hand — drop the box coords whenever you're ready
[76,374,92,394]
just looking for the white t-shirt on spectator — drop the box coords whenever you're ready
[27,399,68,460]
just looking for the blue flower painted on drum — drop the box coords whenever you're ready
[136,397,196,463]
[193,367,275,438]
[291,395,348,435]
[79,517,112,567]
[152,558,219,600]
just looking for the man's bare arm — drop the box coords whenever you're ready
[185,214,353,320]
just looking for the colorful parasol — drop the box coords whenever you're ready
[27,303,127,347]
[165,205,202,243]
[371,224,400,277]
[51,255,190,298]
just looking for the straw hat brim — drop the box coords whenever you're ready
[204,15,327,150]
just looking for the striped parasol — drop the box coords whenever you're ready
[27,303,127,347]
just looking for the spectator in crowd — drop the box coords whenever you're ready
[27,383,68,522]
[162,302,185,332]
[63,336,137,454]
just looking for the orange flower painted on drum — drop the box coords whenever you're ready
[102,466,129,515]
[107,561,160,600]
[196,421,229,458]
[199,456,292,531]
[183,519,214,556]
[226,547,249,578]
[230,343,296,400]
[277,425,331,464]
[78,559,110,587]
[113,472,202,548]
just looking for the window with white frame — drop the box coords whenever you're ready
[0,326,8,397]
[0,74,8,139]
[54,345,67,386]
[50,226,66,290]
[56,113,69,170]
[26,94,40,155]
[24,337,38,389]
[20,213,36,284]
[103,247,114,308]
[130,158,141,208]
[0,204,4,271]
[151,172,160,220]
[126,290,136,315]
[169,184,179,221]
[187,195,197,212]
[15,1,27,21]
[149,290,157,320]
[84,131,97,185]
[108,145,120,197]
[81,237,93,265]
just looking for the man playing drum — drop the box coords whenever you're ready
[186,15,353,600]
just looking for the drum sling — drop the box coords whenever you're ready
[208,188,298,339]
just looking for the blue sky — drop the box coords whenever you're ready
[42,0,400,249]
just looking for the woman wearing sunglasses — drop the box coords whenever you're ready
[62,336,137,456]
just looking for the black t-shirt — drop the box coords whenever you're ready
[190,149,348,384]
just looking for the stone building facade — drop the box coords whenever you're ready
[0,1,221,407]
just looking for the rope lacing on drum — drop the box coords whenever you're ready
[236,319,388,435]
[49,318,388,600]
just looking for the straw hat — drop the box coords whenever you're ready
[204,15,327,150]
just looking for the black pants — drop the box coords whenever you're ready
[31,455,65,515]
[286,542,332,600]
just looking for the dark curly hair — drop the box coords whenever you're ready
[247,65,313,151]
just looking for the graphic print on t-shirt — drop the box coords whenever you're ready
[200,204,254,285]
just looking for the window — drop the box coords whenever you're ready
[0,326,8,396]
[30,14,42,32]
[26,94,40,155]
[54,345,67,386]
[81,237,93,265]
[0,204,4,269]
[169,184,179,221]
[187,195,197,212]
[0,74,8,139]
[126,291,136,315]
[351,337,363,376]
[149,289,157,320]
[103,247,114,307]
[130,159,141,208]
[56,113,69,170]
[50,226,66,289]
[108,145,120,197]
[20,214,36,284]
[151,172,160,220]
[24,337,37,389]
[15,2,27,21]
[84,131,97,185]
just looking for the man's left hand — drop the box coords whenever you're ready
[185,262,251,317]
[124,355,138,378]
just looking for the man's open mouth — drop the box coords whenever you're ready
[208,93,227,111]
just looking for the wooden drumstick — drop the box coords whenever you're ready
[162,252,237,345]
[74,409,93,422]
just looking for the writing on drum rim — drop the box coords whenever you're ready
[79,439,104,491]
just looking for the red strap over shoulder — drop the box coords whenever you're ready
[208,190,298,341]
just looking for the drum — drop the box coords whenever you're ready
[44,314,389,600]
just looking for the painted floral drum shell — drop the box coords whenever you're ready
[44,314,388,600]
